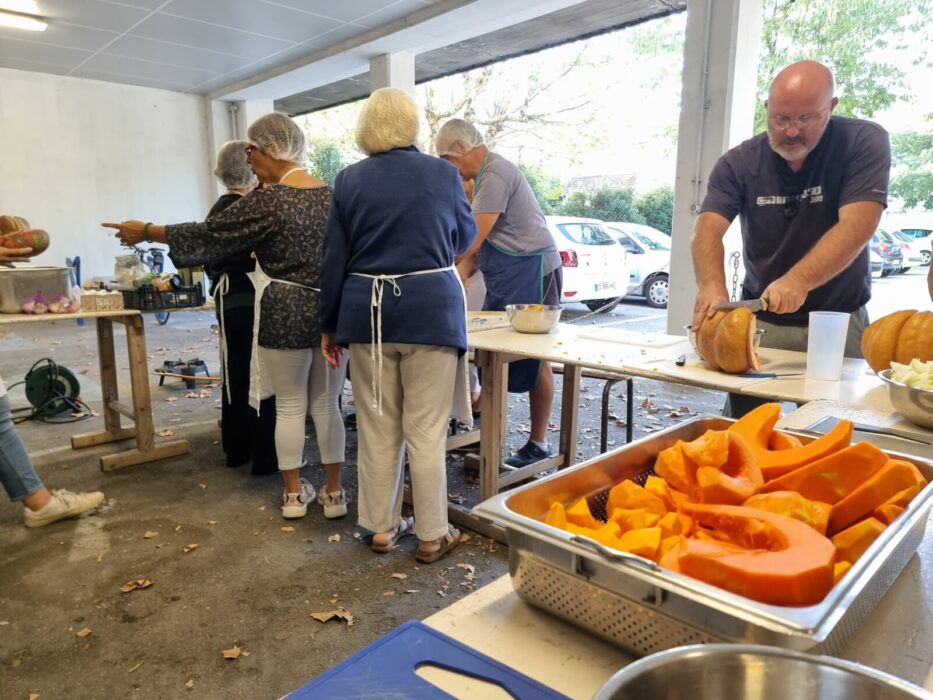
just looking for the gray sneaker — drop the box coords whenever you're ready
[317,488,349,519]
[24,489,105,528]
[282,478,315,519]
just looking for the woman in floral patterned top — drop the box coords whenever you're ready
[104,113,349,521]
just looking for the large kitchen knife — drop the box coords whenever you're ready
[711,297,769,313]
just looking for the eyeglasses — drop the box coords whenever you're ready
[768,111,825,130]
[783,194,801,220]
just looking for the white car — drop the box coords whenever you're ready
[891,229,929,269]
[545,216,628,312]
[604,222,671,308]
[892,227,933,266]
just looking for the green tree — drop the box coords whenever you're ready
[756,0,932,132]
[635,186,675,234]
[559,186,645,223]
[890,127,933,209]
[517,163,564,214]
[307,138,345,187]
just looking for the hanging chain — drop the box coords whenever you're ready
[729,252,741,302]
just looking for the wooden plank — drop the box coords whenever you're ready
[477,350,508,501]
[447,502,506,543]
[71,427,137,448]
[124,315,155,452]
[100,440,190,472]
[558,363,582,468]
[95,317,121,434]
[446,429,481,451]
[0,309,142,325]
[496,455,564,489]
[107,400,136,420]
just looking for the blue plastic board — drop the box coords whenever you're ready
[288,620,569,699]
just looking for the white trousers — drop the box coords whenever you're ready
[260,347,347,470]
[350,342,458,542]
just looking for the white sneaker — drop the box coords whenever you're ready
[317,489,349,519]
[282,478,315,519]
[24,489,105,528]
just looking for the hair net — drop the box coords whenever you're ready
[213,140,257,189]
[246,112,306,162]
[435,118,485,157]
[355,87,420,156]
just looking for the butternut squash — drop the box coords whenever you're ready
[566,497,600,529]
[645,475,677,511]
[828,460,928,535]
[653,441,698,494]
[611,507,660,533]
[694,431,764,505]
[674,504,836,606]
[607,479,667,516]
[760,441,888,504]
[617,527,662,560]
[743,491,831,535]
[728,402,782,450]
[831,517,886,564]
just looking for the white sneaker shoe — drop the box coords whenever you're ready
[317,489,349,519]
[24,489,105,528]
[282,478,315,519]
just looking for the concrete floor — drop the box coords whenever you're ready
[0,300,777,698]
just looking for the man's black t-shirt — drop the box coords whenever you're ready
[700,116,891,325]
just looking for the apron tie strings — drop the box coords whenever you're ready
[213,273,233,403]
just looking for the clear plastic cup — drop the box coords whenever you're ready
[806,311,850,380]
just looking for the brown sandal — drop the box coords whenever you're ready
[416,525,461,564]
[371,516,415,553]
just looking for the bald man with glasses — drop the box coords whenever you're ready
[690,60,891,416]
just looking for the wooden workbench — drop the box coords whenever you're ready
[0,309,190,470]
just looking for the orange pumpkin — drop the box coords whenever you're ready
[831,517,886,564]
[743,491,831,535]
[861,309,933,372]
[828,459,928,535]
[696,307,761,374]
[0,214,29,234]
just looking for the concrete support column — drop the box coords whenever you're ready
[666,0,762,333]
[205,98,274,196]
[369,51,415,94]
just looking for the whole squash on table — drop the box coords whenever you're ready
[861,309,933,373]
[0,215,50,255]
[696,306,760,374]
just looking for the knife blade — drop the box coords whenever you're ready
[712,298,769,313]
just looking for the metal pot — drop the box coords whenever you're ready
[594,644,932,700]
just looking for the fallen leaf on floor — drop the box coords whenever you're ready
[165,397,178,403]
[185,680,194,690]
[281,526,295,533]
[389,573,407,580]
[185,392,198,399]
[29,694,39,700]
[183,544,198,553]
[198,389,213,399]
[404,589,421,594]
[175,524,182,531]
[258,506,266,511]
[128,661,144,673]
[59,464,72,470]
[170,418,182,423]
[309,607,354,627]
[157,429,174,437]
[208,520,217,525]
[198,483,207,489]
[328,534,340,543]
[120,579,154,593]
[75,627,92,638]
[212,441,220,445]
[456,563,475,575]
[78,369,89,375]
[437,591,447,597]
[221,645,242,660]
[96,551,105,562]
[242,651,251,657]
[460,532,472,543]
[143,531,159,539]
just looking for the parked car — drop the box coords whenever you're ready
[869,231,903,277]
[869,249,884,278]
[604,222,671,308]
[891,227,932,266]
[890,229,927,271]
[544,216,628,312]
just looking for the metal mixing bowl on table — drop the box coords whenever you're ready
[594,644,932,700]
[505,304,561,333]
[879,369,933,430]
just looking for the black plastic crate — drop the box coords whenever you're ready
[121,284,204,312]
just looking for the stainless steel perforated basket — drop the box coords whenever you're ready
[473,416,933,657]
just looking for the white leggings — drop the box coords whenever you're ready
[260,347,347,470]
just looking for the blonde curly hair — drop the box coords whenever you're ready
[355,87,420,156]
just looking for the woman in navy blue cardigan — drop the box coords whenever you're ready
[320,88,477,563]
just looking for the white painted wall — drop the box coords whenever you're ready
[0,68,214,279]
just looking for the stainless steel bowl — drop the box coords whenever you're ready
[595,644,932,700]
[684,324,765,360]
[879,369,933,430]
[505,304,561,334]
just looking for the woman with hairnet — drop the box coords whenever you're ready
[320,88,477,563]
[201,140,276,475]
[104,113,349,521]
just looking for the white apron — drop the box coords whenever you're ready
[350,266,472,430]
[247,259,320,410]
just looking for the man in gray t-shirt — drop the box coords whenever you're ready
[436,119,562,468]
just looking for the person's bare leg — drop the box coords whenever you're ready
[22,487,52,511]
[323,462,342,492]
[281,468,300,493]
[529,362,554,444]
